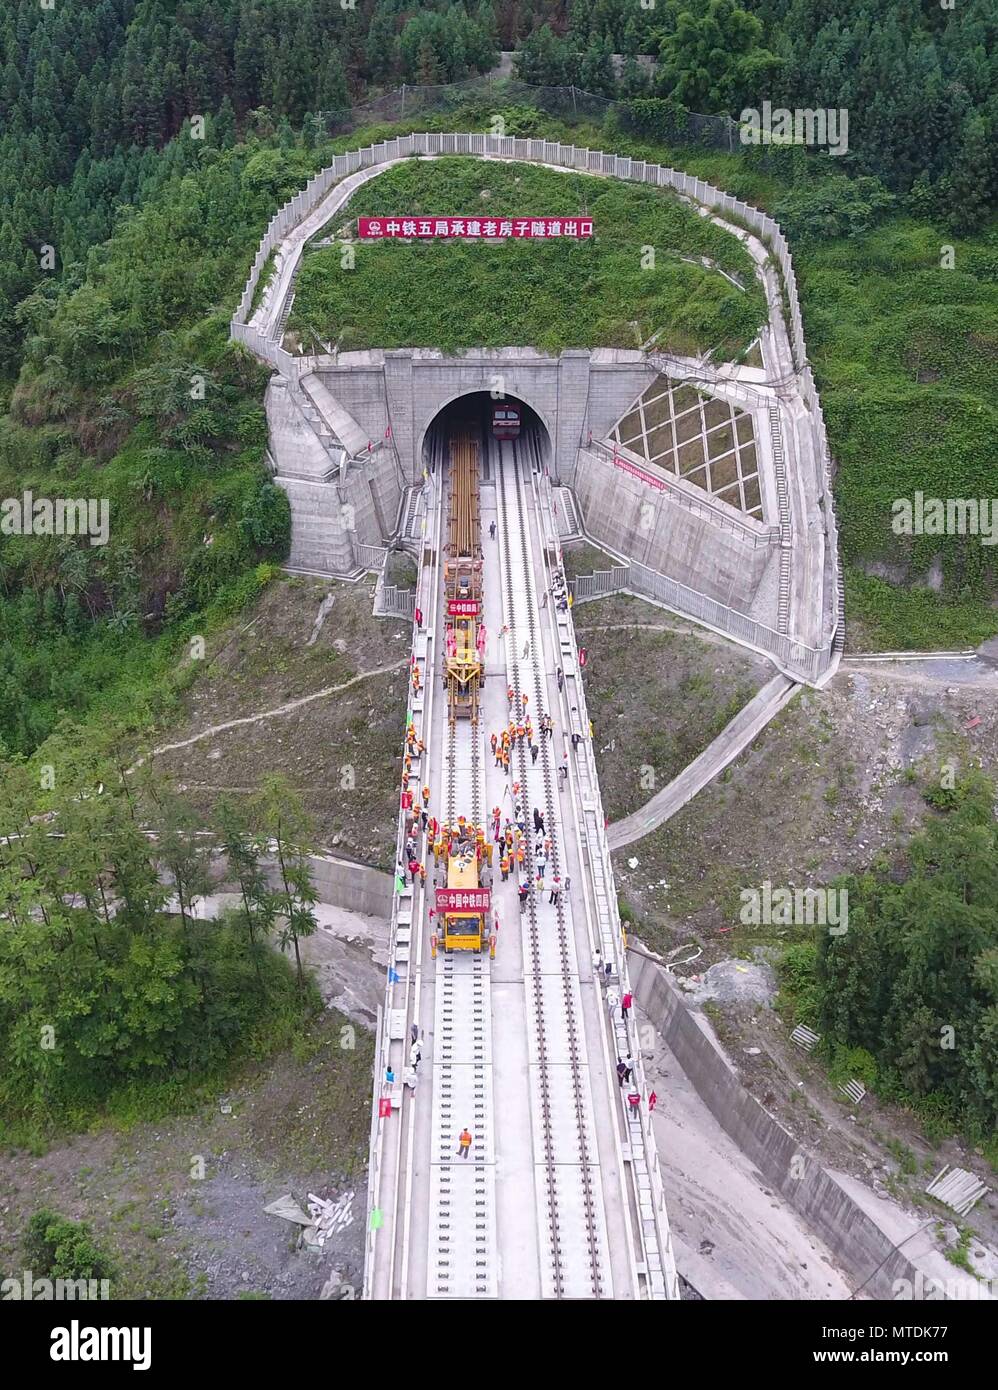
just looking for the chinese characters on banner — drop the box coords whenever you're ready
[358,216,594,239]
[612,453,669,492]
[436,887,491,912]
[447,599,481,616]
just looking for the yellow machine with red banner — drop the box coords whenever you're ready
[443,433,484,722]
[438,845,490,952]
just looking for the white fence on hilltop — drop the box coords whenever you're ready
[231,131,840,679]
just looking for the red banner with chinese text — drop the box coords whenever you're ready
[358,216,594,239]
[437,887,491,912]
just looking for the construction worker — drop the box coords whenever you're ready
[456,1127,473,1159]
[518,881,530,913]
[616,1058,628,1088]
[530,743,539,765]
[410,1038,422,1072]
[558,759,568,784]
[500,852,510,882]
[556,668,564,692]
[649,1091,658,1112]
[621,989,633,1019]
[548,875,562,906]
[627,1088,641,1119]
[490,732,497,757]
[419,863,426,887]
[422,784,430,807]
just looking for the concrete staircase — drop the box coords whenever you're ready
[399,486,422,547]
[769,403,793,634]
[553,485,582,539]
[833,574,846,655]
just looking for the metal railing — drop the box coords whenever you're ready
[572,565,630,601]
[317,78,736,153]
[356,541,389,570]
[380,582,416,619]
[570,556,833,683]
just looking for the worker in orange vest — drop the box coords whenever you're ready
[456,1128,473,1159]
[500,853,510,881]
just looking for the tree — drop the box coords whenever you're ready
[657,0,782,114]
[254,775,318,992]
[215,794,276,988]
[514,23,573,86]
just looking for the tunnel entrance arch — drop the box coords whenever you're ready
[420,390,553,480]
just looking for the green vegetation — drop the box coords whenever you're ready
[24,1209,116,1285]
[798,217,998,646]
[0,749,322,1147]
[776,773,998,1155]
[942,1225,976,1274]
[0,130,310,757]
[290,157,766,357]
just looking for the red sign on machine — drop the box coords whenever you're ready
[358,216,594,239]
[437,887,491,912]
[447,599,481,616]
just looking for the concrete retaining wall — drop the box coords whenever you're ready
[213,851,393,920]
[574,446,774,610]
[628,949,945,1300]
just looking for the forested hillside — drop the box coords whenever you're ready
[4,1,995,379]
[0,0,996,759]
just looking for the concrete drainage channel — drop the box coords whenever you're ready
[627,948,972,1301]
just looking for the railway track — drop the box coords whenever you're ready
[428,450,496,1299]
[495,435,606,1300]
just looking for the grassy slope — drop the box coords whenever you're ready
[289,156,767,358]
